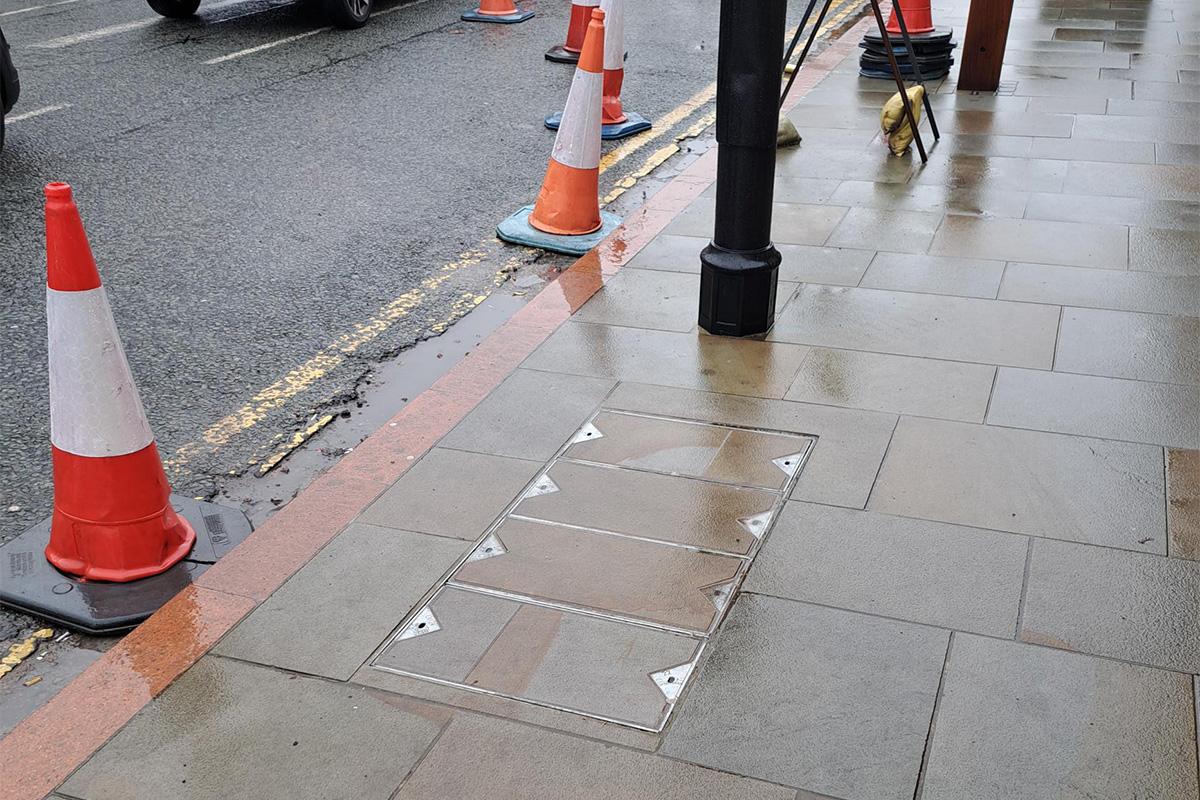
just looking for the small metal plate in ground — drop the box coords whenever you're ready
[372,586,702,731]
[0,496,252,634]
[563,411,816,490]
[512,459,780,555]
[450,517,744,634]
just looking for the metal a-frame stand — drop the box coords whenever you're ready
[780,0,940,162]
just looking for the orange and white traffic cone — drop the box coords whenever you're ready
[461,0,533,24]
[497,9,620,255]
[546,0,599,63]
[0,183,252,634]
[545,0,650,140]
[40,182,196,583]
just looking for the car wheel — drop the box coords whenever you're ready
[325,0,371,29]
[146,0,202,18]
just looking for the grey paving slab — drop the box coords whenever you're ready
[784,347,996,422]
[930,132,1035,159]
[1134,80,1200,101]
[523,321,810,400]
[1003,48,1131,68]
[746,502,1026,636]
[572,268,703,333]
[664,196,849,246]
[826,179,1030,219]
[785,104,885,130]
[1070,113,1200,144]
[944,110,1077,138]
[359,448,542,540]
[1012,77,1132,98]
[627,234,875,286]
[393,714,796,800]
[661,594,947,800]
[1020,538,1200,673]
[912,154,1069,193]
[860,252,1005,299]
[1054,306,1200,385]
[776,145,917,183]
[1107,97,1200,117]
[869,416,1167,553]
[768,285,1060,369]
[373,587,700,730]
[770,174,847,204]
[1023,190,1199,230]
[1064,161,1200,200]
[987,367,1200,448]
[213,524,466,680]
[1027,135,1156,163]
[439,368,616,461]
[1156,142,1200,165]
[920,634,1200,800]
[999,261,1199,315]
[824,208,944,254]
[1129,226,1200,275]
[60,657,449,800]
[1025,95,1110,114]
[929,215,1129,269]
[1167,448,1199,561]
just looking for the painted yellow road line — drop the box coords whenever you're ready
[167,2,866,475]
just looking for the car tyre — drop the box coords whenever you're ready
[325,0,372,29]
[147,0,202,18]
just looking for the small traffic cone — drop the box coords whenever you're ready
[497,9,620,255]
[461,0,533,24]
[546,0,599,62]
[545,0,650,140]
[41,183,195,583]
[0,182,252,633]
[886,0,935,35]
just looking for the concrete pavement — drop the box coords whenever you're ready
[4,0,1200,797]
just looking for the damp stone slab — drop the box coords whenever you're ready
[60,656,449,800]
[358,448,543,540]
[869,417,1167,553]
[563,410,813,490]
[661,594,947,800]
[451,517,743,633]
[920,635,1200,800]
[371,587,701,731]
[393,714,797,800]
[512,459,778,555]
[212,524,467,680]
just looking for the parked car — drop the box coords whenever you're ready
[145,0,374,29]
[1,25,19,152]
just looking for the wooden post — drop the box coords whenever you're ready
[958,0,1015,91]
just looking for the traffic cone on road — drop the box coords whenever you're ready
[497,8,620,255]
[461,0,533,24]
[545,0,650,140]
[40,182,196,583]
[546,0,599,62]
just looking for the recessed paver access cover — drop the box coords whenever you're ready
[374,586,703,731]
[370,411,815,733]
[451,518,744,634]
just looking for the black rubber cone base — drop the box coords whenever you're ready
[0,496,252,635]
[545,44,581,63]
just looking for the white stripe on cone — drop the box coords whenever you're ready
[47,286,154,458]
[550,69,604,170]
[600,0,623,71]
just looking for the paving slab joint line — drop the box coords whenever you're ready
[1013,537,1036,639]
[911,632,955,800]
[0,24,868,800]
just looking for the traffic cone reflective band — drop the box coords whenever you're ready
[887,0,935,35]
[461,0,533,24]
[546,0,650,140]
[546,0,599,63]
[496,9,621,255]
[42,182,195,583]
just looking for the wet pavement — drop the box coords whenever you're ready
[7,0,1200,797]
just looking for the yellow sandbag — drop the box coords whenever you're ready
[880,86,925,156]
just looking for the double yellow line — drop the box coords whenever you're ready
[168,0,867,478]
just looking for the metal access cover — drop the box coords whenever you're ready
[373,586,703,731]
[451,517,744,634]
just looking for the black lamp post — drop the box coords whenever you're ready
[698,0,788,337]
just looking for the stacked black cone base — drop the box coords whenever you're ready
[859,29,956,81]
